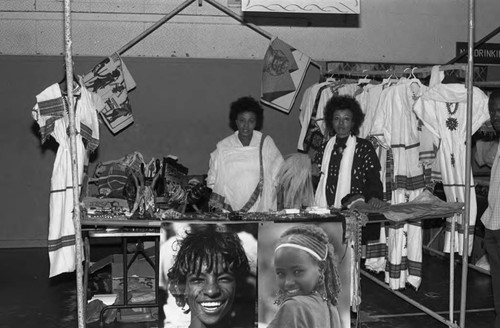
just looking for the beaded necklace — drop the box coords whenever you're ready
[445,102,459,167]
[445,102,459,131]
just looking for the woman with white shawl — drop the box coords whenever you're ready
[207,96,284,213]
[313,95,385,210]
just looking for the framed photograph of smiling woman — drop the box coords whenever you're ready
[257,221,351,328]
[159,222,258,328]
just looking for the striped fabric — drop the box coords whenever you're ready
[39,117,58,144]
[385,148,394,202]
[80,123,99,152]
[47,234,76,252]
[39,97,65,118]
[239,135,266,212]
[208,192,234,212]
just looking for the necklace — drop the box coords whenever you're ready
[446,102,459,115]
[445,102,459,131]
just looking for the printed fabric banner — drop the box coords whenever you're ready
[83,53,136,134]
[261,38,311,114]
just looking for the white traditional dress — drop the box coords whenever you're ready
[32,80,103,277]
[413,80,489,256]
[370,78,430,290]
[207,130,283,212]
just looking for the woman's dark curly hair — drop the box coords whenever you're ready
[324,95,365,136]
[276,224,342,306]
[167,225,250,309]
[229,96,264,131]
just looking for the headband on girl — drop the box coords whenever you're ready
[274,232,330,261]
[275,243,328,261]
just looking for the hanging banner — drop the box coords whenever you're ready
[456,42,500,65]
[261,37,311,114]
[242,0,360,14]
[83,53,136,134]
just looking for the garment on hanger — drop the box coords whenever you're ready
[83,53,136,134]
[413,77,490,256]
[298,80,360,152]
[298,81,335,152]
[368,77,433,290]
[355,82,383,138]
[32,80,104,277]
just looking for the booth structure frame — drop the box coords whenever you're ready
[59,0,489,327]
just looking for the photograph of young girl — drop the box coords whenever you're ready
[160,222,258,328]
[257,222,352,328]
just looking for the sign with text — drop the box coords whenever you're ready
[456,42,500,64]
[242,0,360,14]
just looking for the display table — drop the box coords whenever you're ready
[81,211,352,326]
[81,199,465,327]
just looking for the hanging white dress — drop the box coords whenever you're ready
[370,78,431,290]
[413,82,489,255]
[33,80,103,277]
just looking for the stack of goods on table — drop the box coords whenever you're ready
[81,152,209,221]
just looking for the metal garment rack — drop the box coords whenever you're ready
[326,64,467,78]
[59,0,484,327]
[359,214,463,328]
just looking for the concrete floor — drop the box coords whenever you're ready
[0,247,494,328]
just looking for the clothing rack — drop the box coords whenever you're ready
[326,63,467,78]
[324,57,478,328]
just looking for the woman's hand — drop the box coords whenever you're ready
[368,197,389,210]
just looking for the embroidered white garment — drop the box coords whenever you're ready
[315,135,356,208]
[33,81,103,277]
[413,81,489,255]
[369,78,428,290]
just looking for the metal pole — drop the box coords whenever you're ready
[460,0,475,325]
[117,0,197,55]
[63,0,85,326]
[449,215,456,324]
[360,270,459,328]
[204,0,273,40]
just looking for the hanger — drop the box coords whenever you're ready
[382,69,399,86]
[358,70,371,85]
[326,73,336,83]
[410,67,418,80]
